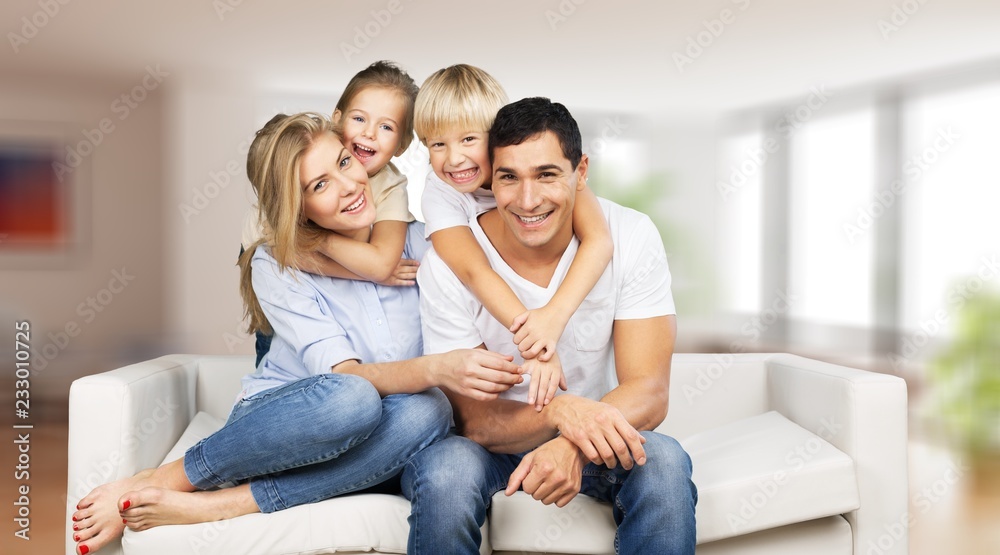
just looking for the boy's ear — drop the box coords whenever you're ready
[575,153,590,191]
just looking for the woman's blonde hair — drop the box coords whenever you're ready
[413,64,508,144]
[334,60,420,152]
[238,112,339,335]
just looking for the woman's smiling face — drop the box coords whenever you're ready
[299,131,375,233]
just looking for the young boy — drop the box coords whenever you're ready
[415,64,613,410]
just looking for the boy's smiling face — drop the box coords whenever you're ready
[426,128,492,194]
[334,87,406,177]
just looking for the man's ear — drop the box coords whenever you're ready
[576,153,590,191]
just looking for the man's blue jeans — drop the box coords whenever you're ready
[183,373,452,512]
[401,432,697,555]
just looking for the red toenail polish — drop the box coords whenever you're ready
[73,525,79,531]
[74,534,79,541]
[72,516,78,522]
[122,500,131,510]
[80,546,90,555]
[123,519,128,524]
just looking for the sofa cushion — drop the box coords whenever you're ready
[159,411,226,465]
[122,493,420,555]
[683,411,860,543]
[490,490,616,554]
[487,411,859,551]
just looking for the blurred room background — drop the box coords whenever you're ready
[0,1,997,553]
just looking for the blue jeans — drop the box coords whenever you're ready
[401,431,697,555]
[184,373,451,513]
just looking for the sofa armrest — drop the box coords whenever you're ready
[765,353,908,555]
[66,355,200,555]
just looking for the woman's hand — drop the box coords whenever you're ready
[432,349,523,401]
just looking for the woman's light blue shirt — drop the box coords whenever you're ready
[240,221,428,399]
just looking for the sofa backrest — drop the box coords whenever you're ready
[658,353,771,440]
[194,355,254,420]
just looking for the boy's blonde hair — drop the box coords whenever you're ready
[334,60,419,152]
[414,64,508,143]
[238,112,341,335]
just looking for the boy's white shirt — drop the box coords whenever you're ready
[417,198,675,403]
[420,171,497,239]
[241,162,413,250]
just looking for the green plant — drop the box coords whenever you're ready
[926,288,1000,456]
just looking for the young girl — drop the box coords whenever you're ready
[243,60,421,288]
[415,65,614,411]
[70,114,522,555]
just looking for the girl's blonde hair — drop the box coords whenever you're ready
[334,60,420,152]
[413,64,508,143]
[238,112,339,335]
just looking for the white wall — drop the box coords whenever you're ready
[163,74,258,356]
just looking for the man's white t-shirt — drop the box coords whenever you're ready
[420,171,497,238]
[417,198,675,403]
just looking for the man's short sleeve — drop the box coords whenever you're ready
[416,248,484,354]
[615,214,676,319]
[371,162,415,223]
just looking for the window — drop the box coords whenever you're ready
[787,107,877,328]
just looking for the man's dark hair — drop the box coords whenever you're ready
[488,97,582,169]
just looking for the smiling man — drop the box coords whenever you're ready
[402,97,697,554]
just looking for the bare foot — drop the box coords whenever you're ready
[121,483,258,531]
[71,468,155,554]
[71,459,194,554]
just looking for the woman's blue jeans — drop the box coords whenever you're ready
[401,431,697,555]
[183,373,451,513]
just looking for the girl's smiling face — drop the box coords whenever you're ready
[334,87,407,177]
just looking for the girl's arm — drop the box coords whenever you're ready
[298,220,412,285]
[512,185,613,359]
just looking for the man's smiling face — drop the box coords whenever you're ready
[490,130,588,250]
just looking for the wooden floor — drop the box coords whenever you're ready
[2,420,998,555]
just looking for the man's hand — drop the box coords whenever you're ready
[505,436,586,507]
[547,396,647,470]
[377,258,419,286]
[509,305,570,362]
[432,349,524,401]
[522,352,568,411]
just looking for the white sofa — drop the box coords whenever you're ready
[66,353,908,555]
